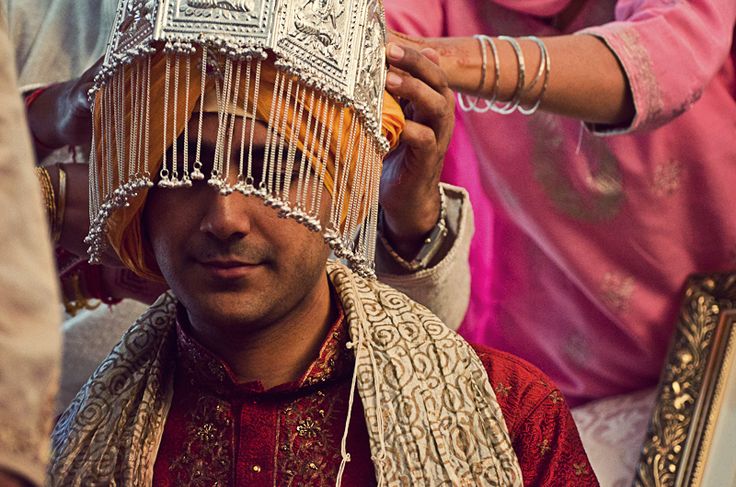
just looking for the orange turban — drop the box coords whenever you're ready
[93,50,405,280]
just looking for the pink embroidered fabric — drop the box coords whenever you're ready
[386,0,736,405]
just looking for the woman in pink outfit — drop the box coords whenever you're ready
[385,0,736,405]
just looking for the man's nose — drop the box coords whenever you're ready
[199,188,253,241]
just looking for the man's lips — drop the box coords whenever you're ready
[197,259,262,279]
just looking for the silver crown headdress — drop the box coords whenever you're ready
[86,0,393,277]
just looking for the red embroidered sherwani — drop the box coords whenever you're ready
[153,306,598,486]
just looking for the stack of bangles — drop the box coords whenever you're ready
[458,35,551,115]
[29,85,68,245]
[34,165,66,246]
[37,167,121,316]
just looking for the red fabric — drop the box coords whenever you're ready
[153,306,598,486]
[475,347,599,486]
[24,86,49,110]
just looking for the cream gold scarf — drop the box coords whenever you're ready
[49,261,522,486]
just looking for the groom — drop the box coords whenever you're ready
[49,0,596,485]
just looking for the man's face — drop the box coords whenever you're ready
[144,114,331,331]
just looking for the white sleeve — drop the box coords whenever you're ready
[376,183,474,331]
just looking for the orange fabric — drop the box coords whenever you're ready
[94,50,404,280]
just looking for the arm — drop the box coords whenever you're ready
[376,44,471,329]
[376,184,473,330]
[25,59,100,161]
[389,0,736,130]
[389,33,634,126]
[6,0,114,163]
[581,0,736,131]
[43,162,168,307]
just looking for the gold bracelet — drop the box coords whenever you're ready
[62,268,101,317]
[53,164,67,245]
[34,166,56,231]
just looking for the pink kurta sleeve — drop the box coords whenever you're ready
[385,0,445,36]
[582,0,736,132]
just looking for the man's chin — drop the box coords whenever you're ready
[183,293,271,328]
[179,263,276,296]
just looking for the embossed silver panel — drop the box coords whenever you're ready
[104,0,159,66]
[100,0,386,138]
[272,0,362,99]
[102,0,385,121]
[353,0,386,130]
[157,0,277,46]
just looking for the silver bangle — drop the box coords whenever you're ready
[457,35,500,114]
[457,35,549,117]
[493,35,525,114]
[457,35,489,112]
[378,185,448,272]
[485,35,501,105]
[518,36,550,115]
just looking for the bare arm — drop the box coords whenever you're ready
[24,58,101,161]
[390,33,634,126]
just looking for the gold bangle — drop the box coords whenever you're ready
[34,166,56,231]
[53,165,67,245]
[62,269,101,317]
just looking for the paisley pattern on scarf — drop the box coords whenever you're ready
[48,262,522,486]
[50,292,178,486]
